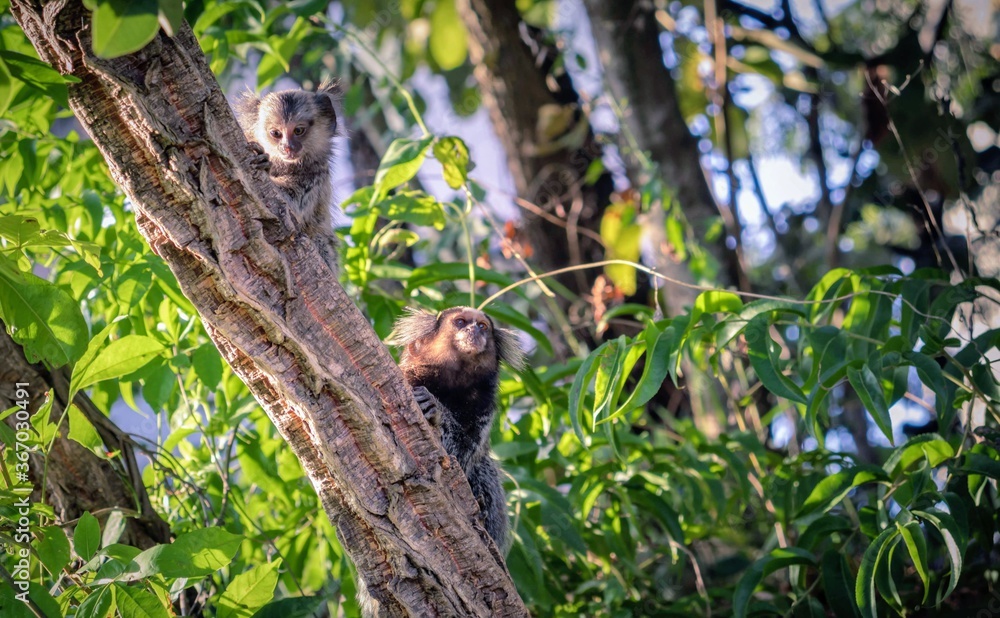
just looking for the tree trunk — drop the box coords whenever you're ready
[0,331,171,550]
[458,0,614,307]
[10,1,526,615]
[582,0,736,308]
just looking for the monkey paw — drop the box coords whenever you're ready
[412,386,443,427]
[247,141,271,171]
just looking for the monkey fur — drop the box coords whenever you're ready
[389,306,524,550]
[234,80,342,270]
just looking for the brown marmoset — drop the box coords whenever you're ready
[388,306,524,549]
[234,80,342,270]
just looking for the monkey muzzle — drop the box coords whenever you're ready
[454,327,488,356]
[279,138,303,160]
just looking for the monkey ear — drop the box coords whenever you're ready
[386,308,439,346]
[314,79,343,136]
[493,327,525,371]
[233,89,260,129]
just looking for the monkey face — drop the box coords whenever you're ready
[446,309,495,357]
[388,306,525,375]
[255,90,338,163]
[264,120,308,160]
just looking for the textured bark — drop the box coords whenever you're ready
[582,0,736,308]
[458,0,614,303]
[0,331,171,549]
[10,1,526,615]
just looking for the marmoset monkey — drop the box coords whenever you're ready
[234,80,342,270]
[389,306,524,549]
[352,307,522,616]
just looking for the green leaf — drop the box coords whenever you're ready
[74,512,101,562]
[734,547,817,618]
[896,518,929,604]
[821,549,862,618]
[690,290,743,327]
[374,191,447,230]
[373,137,434,199]
[92,0,161,59]
[0,50,75,107]
[157,0,184,36]
[116,264,153,308]
[798,515,853,551]
[114,583,169,618]
[797,465,890,519]
[428,0,468,70]
[600,203,642,295]
[746,314,806,404]
[0,57,15,117]
[592,336,629,429]
[35,526,71,575]
[856,526,899,618]
[913,508,963,598]
[611,326,676,417]
[0,258,88,367]
[847,363,893,445]
[568,342,607,444]
[434,137,470,189]
[192,344,223,392]
[68,404,106,458]
[883,434,955,476]
[193,2,253,35]
[150,527,243,578]
[715,299,804,352]
[71,334,164,394]
[218,560,281,618]
[76,583,114,618]
[961,452,1000,479]
[101,510,127,548]
[250,596,325,618]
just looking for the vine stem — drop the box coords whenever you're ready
[479,258,862,311]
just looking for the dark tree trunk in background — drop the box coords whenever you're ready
[10,1,526,615]
[0,331,171,550]
[458,0,614,315]
[583,0,736,311]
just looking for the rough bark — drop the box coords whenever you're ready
[582,0,736,309]
[10,1,526,615]
[0,331,171,549]
[458,0,614,306]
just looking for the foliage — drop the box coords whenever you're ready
[1,1,999,617]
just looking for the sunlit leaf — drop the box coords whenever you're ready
[0,258,88,367]
[92,0,160,59]
[218,560,281,618]
[434,136,470,189]
[373,137,434,199]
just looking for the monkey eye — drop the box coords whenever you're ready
[293,126,306,136]
[476,322,488,331]
[454,318,466,327]
[269,129,281,139]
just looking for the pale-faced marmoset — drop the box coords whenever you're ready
[234,81,341,270]
[388,306,524,551]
